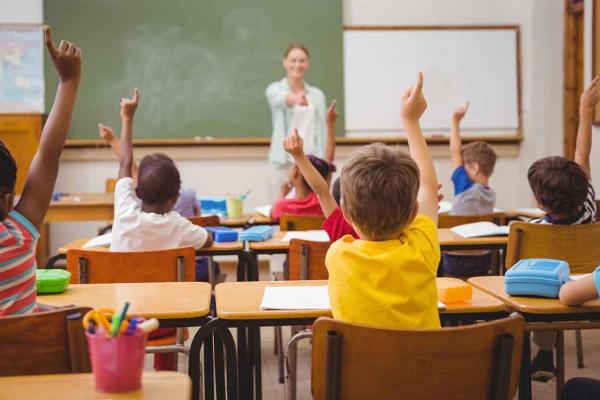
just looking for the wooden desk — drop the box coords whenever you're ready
[249,229,508,254]
[220,215,250,228]
[0,371,190,400]
[45,193,114,223]
[468,276,600,400]
[215,278,506,320]
[56,238,244,255]
[201,278,507,400]
[38,282,212,320]
[249,213,276,226]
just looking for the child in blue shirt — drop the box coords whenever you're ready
[444,102,497,276]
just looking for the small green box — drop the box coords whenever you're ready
[36,269,71,294]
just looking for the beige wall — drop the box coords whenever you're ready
[3,1,566,252]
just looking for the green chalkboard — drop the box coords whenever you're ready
[44,0,344,139]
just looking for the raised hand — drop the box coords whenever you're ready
[45,26,81,83]
[283,129,305,157]
[452,101,470,124]
[326,100,338,126]
[580,77,600,116]
[98,123,116,142]
[401,72,427,121]
[120,88,140,121]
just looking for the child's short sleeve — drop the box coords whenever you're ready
[406,214,441,272]
[176,215,209,249]
[451,165,474,196]
[593,266,600,297]
[114,177,140,218]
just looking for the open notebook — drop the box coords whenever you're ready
[254,205,272,218]
[82,232,112,249]
[260,285,446,310]
[281,230,330,242]
[451,221,509,238]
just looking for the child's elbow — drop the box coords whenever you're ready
[559,285,579,306]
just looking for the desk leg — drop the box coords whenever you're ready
[204,333,215,400]
[250,326,263,400]
[188,319,219,400]
[237,253,247,282]
[556,331,565,400]
[213,333,226,400]
[238,326,251,398]
[519,330,532,400]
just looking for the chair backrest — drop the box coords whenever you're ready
[189,215,220,227]
[505,221,600,273]
[288,239,332,280]
[66,247,196,283]
[438,212,506,228]
[311,315,524,400]
[280,214,325,231]
[105,178,117,193]
[0,306,92,376]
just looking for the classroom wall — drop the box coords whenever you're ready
[585,0,600,186]
[3,0,565,252]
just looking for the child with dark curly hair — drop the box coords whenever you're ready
[528,77,599,382]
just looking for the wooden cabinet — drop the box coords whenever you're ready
[0,114,42,193]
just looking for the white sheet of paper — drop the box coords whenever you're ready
[570,274,590,281]
[82,232,112,249]
[260,285,331,310]
[493,207,505,213]
[260,285,447,311]
[514,208,544,215]
[281,230,330,242]
[254,205,272,218]
[451,222,509,238]
[438,200,453,214]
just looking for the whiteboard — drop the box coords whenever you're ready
[343,28,520,137]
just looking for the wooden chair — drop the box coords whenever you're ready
[188,215,220,227]
[0,306,92,376]
[280,214,325,231]
[438,212,506,277]
[65,247,197,367]
[437,212,505,228]
[280,239,332,398]
[311,314,524,400]
[506,221,600,393]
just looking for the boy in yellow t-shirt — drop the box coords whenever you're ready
[326,73,441,330]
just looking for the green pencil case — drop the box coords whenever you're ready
[36,269,71,294]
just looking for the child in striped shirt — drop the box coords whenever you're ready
[528,77,599,381]
[0,27,81,316]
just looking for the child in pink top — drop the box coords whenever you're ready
[271,148,332,221]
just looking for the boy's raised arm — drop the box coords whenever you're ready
[575,77,599,179]
[15,27,81,229]
[284,130,338,217]
[118,88,139,179]
[325,100,337,163]
[400,72,439,224]
[450,102,469,169]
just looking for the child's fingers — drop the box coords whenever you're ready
[44,26,59,58]
[401,87,412,100]
[328,100,337,111]
[133,88,140,103]
[464,101,470,111]
[415,72,424,91]
[58,40,69,54]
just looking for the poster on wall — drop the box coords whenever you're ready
[0,25,44,113]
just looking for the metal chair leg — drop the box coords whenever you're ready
[556,331,565,400]
[276,326,284,384]
[284,330,313,400]
[575,330,585,368]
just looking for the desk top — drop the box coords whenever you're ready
[38,282,212,319]
[57,238,243,255]
[215,278,505,320]
[468,276,600,315]
[49,192,114,207]
[249,230,508,252]
[0,372,190,400]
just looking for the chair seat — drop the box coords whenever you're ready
[147,328,189,347]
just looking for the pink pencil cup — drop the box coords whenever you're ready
[86,330,146,393]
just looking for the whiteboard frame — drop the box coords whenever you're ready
[342,24,523,139]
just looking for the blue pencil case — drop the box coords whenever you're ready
[205,226,239,243]
[239,225,273,242]
[505,258,570,298]
[199,197,228,217]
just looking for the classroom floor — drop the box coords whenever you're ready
[149,261,600,400]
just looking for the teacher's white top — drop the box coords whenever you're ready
[265,78,326,165]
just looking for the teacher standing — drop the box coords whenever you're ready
[265,43,327,202]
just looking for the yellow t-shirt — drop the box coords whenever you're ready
[325,214,441,329]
